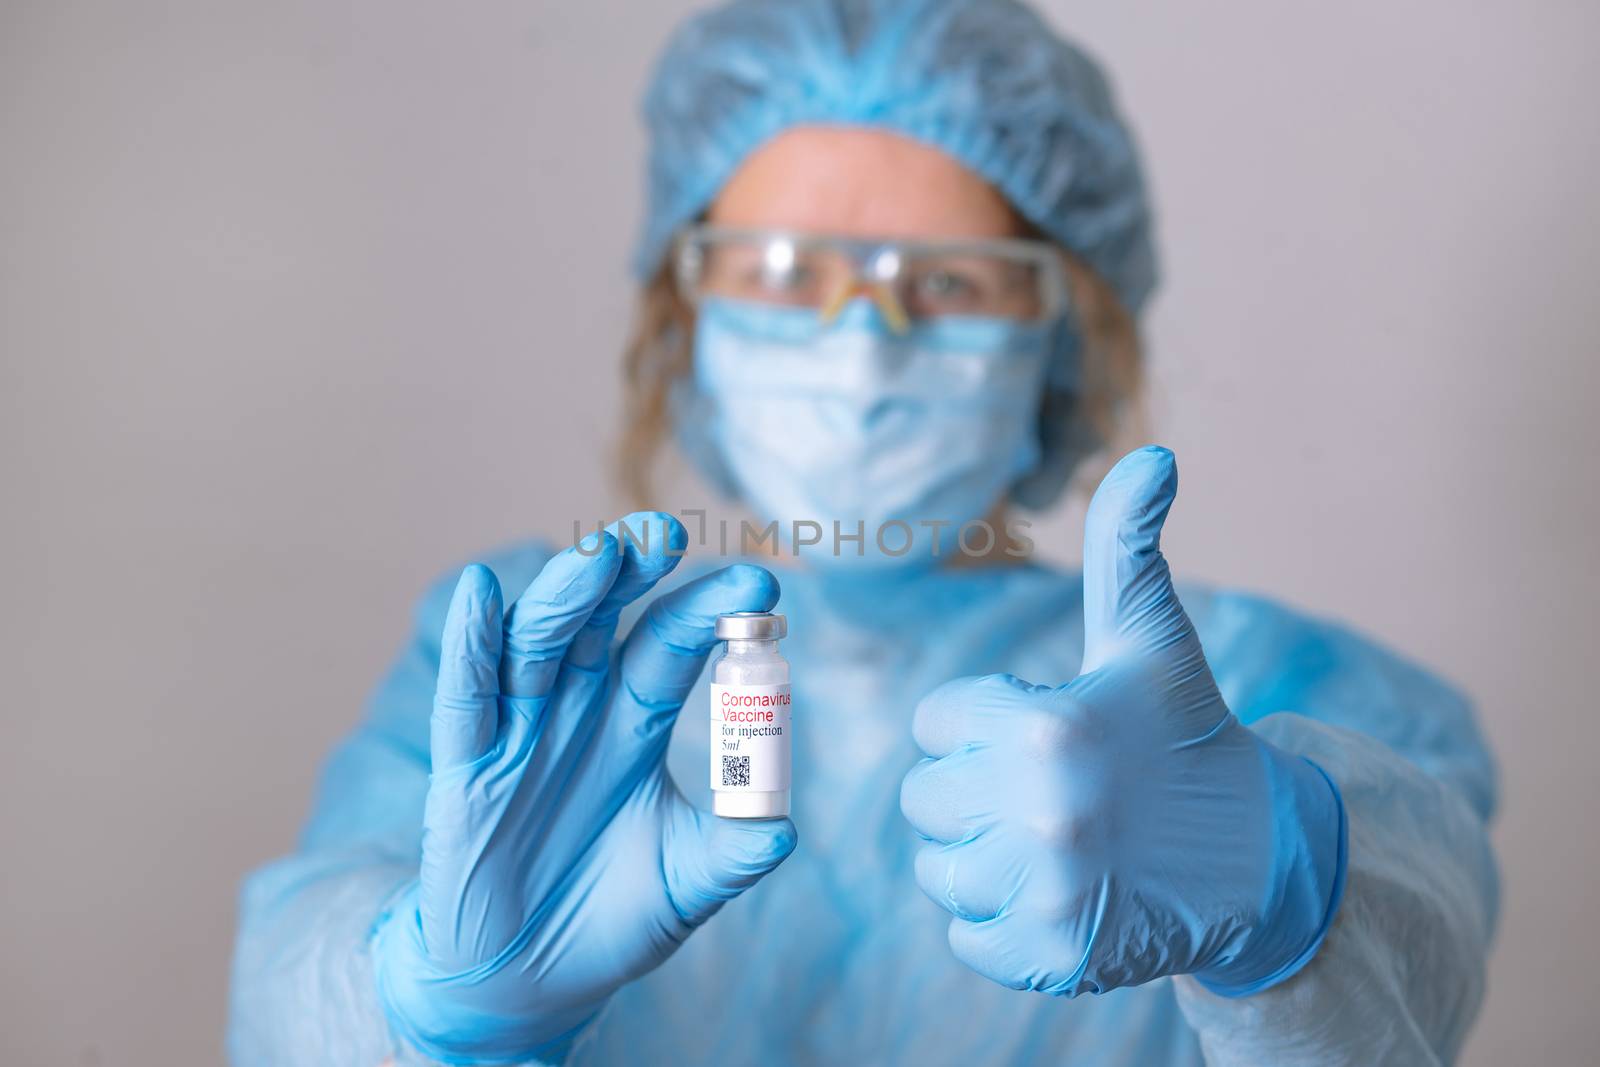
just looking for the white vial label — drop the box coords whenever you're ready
[710,682,792,792]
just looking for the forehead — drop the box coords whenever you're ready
[707,126,1020,241]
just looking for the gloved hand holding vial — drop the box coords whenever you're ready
[367,514,797,1063]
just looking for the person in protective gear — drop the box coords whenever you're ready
[228,1,1498,1064]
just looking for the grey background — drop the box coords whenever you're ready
[3,1,1596,1063]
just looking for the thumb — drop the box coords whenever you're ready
[1080,446,1193,674]
[664,809,798,928]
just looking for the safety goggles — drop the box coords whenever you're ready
[673,225,1069,332]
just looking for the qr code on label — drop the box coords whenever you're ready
[721,755,751,787]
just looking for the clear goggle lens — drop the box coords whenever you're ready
[674,227,1068,331]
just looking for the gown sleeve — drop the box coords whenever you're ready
[1173,589,1499,1066]
[226,544,554,1066]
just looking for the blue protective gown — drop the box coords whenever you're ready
[229,543,1497,1065]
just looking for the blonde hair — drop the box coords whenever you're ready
[614,251,1143,507]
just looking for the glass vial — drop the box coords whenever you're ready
[711,612,790,819]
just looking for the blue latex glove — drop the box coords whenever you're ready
[900,447,1347,997]
[371,513,797,1063]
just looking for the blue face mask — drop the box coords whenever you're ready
[675,297,1058,564]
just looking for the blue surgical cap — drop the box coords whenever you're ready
[634,0,1158,316]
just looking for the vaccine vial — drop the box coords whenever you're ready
[711,612,791,819]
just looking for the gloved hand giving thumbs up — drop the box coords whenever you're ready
[373,514,797,1063]
[899,447,1347,997]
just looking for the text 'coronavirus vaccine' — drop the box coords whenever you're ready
[711,611,790,819]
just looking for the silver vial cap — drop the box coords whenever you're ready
[714,611,787,641]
